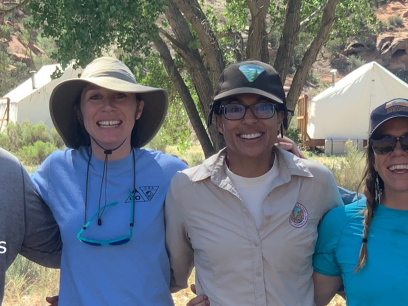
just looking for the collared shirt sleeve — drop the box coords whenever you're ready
[23,158,62,268]
[165,172,194,293]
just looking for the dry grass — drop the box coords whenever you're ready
[4,261,346,306]
[4,256,59,306]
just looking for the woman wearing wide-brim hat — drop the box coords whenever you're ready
[31,57,191,306]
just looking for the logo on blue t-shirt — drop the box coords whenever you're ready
[126,186,159,202]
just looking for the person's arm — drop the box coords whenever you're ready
[165,173,195,292]
[313,272,342,306]
[20,164,61,268]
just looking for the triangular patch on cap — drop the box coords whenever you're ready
[239,64,265,82]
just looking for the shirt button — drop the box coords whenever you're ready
[253,242,259,247]
[265,216,271,220]
[256,272,262,277]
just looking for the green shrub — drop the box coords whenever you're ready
[325,37,345,58]
[3,121,53,152]
[322,141,365,192]
[0,132,10,151]
[286,127,301,145]
[17,140,58,166]
[22,121,51,144]
[51,127,65,148]
[0,25,12,40]
[185,152,204,167]
[348,55,365,72]
[388,16,404,28]
[307,71,320,85]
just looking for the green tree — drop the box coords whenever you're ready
[29,0,377,157]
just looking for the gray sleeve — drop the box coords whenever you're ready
[20,163,62,268]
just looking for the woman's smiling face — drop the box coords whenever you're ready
[216,93,283,164]
[373,117,408,196]
[80,84,144,151]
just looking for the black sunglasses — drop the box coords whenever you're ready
[220,101,276,120]
[370,133,408,155]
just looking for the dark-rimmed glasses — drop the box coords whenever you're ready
[370,133,408,155]
[77,201,134,246]
[220,101,276,120]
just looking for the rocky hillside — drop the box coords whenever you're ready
[298,0,408,89]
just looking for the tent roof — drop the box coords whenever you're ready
[4,64,77,103]
[307,61,408,140]
[312,61,408,102]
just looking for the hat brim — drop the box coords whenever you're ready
[50,77,168,149]
[370,113,408,138]
[214,87,284,104]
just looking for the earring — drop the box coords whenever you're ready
[375,172,383,203]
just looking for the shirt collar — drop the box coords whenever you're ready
[190,146,314,186]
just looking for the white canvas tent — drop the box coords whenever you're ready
[307,61,408,143]
[1,63,81,130]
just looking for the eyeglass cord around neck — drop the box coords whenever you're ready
[83,138,136,229]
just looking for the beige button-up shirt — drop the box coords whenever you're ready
[165,147,343,306]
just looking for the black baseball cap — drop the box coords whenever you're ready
[207,60,288,127]
[369,98,408,138]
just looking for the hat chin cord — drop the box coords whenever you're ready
[89,137,128,226]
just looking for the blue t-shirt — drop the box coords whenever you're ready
[314,198,408,306]
[32,147,188,306]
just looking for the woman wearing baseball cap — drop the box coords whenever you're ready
[313,98,408,306]
[30,57,205,306]
[166,60,343,306]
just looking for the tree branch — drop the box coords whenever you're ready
[157,28,189,56]
[300,0,328,28]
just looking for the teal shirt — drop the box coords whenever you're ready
[314,198,408,306]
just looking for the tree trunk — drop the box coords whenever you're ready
[274,0,302,83]
[171,0,225,83]
[285,0,340,119]
[163,1,225,155]
[153,34,216,157]
[246,0,270,61]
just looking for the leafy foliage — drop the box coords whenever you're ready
[27,0,378,155]
[388,15,404,28]
[29,0,167,67]
[18,140,58,166]
[0,122,64,165]
[347,55,365,72]
[139,56,192,153]
[286,127,301,145]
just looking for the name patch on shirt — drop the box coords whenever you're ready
[289,203,308,228]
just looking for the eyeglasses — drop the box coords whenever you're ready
[77,201,134,246]
[370,133,408,155]
[220,101,276,120]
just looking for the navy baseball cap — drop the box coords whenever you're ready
[369,98,408,138]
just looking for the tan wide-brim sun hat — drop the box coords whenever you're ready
[50,57,168,149]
